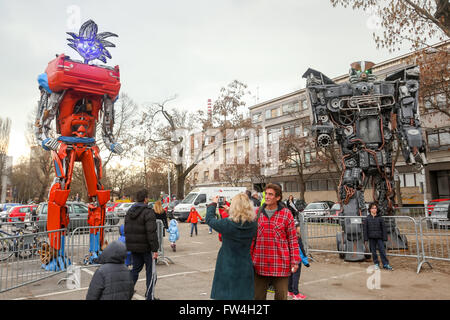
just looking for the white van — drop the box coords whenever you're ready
[173,187,247,222]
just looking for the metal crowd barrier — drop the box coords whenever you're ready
[300,214,424,272]
[417,217,450,273]
[0,226,67,293]
[156,219,173,266]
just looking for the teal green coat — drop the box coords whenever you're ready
[206,203,257,300]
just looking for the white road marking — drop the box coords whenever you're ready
[303,270,366,285]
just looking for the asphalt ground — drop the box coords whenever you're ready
[1,220,449,305]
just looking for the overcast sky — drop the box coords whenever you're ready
[0,0,413,163]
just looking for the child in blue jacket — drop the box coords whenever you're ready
[168,219,180,252]
[118,224,132,267]
[288,222,310,300]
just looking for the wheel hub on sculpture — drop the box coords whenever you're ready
[35,20,123,271]
[303,61,428,261]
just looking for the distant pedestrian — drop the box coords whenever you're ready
[186,207,203,237]
[251,183,300,300]
[118,224,132,267]
[251,190,261,208]
[168,218,180,252]
[153,200,169,237]
[86,240,134,300]
[288,223,310,300]
[217,197,230,242]
[125,189,159,300]
[286,195,298,220]
[363,202,393,271]
[206,193,257,300]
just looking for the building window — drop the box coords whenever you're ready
[252,112,262,123]
[301,100,308,110]
[399,173,419,187]
[266,107,280,119]
[285,181,299,192]
[214,169,219,181]
[237,146,244,159]
[283,125,295,136]
[282,101,300,115]
[204,171,209,181]
[427,128,450,151]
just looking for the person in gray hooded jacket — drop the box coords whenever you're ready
[86,240,135,300]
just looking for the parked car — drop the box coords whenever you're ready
[0,203,22,212]
[294,199,307,212]
[302,201,333,221]
[35,202,120,231]
[0,210,8,222]
[7,205,38,223]
[106,202,120,213]
[114,202,136,217]
[427,198,450,216]
[427,201,450,229]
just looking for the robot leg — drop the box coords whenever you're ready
[42,181,72,271]
[374,176,408,250]
[338,169,367,262]
[80,148,111,264]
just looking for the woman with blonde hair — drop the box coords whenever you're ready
[153,200,168,236]
[205,193,257,300]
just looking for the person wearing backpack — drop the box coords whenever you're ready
[124,189,159,300]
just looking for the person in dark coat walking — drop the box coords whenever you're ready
[125,189,159,300]
[206,193,257,300]
[363,202,393,271]
[86,240,134,300]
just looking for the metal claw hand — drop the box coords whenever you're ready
[110,143,124,154]
[42,138,59,151]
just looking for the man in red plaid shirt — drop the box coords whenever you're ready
[251,183,301,300]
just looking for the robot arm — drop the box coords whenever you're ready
[389,66,427,166]
[303,68,337,148]
[35,75,66,151]
[101,95,123,154]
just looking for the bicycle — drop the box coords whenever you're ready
[0,223,43,261]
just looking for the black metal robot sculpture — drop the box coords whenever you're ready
[303,61,427,261]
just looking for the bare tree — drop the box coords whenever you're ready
[330,0,449,51]
[139,80,252,199]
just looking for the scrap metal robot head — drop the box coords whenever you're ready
[349,61,377,83]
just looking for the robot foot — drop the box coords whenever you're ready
[83,233,103,265]
[42,255,72,272]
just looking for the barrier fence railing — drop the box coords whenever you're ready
[1,219,173,293]
[300,214,430,273]
[417,217,450,272]
[0,227,67,293]
[1,213,447,292]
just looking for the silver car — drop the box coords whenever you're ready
[302,202,332,222]
[35,202,120,231]
[114,202,136,217]
[428,201,450,229]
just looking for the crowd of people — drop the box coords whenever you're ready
[86,184,391,300]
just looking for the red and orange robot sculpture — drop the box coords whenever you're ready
[35,20,123,270]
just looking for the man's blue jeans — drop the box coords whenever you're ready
[131,252,154,300]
